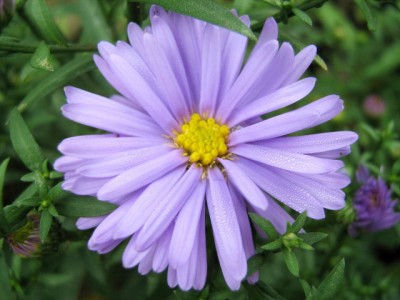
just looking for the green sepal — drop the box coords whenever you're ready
[283,248,299,277]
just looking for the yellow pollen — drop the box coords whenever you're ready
[174,113,230,167]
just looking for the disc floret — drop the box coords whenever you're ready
[175,113,230,166]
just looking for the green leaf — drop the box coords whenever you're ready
[283,248,299,277]
[0,251,15,300]
[249,213,279,240]
[23,0,67,44]
[261,239,283,251]
[14,183,37,203]
[292,8,313,26]
[20,172,35,182]
[4,205,30,232]
[0,159,10,233]
[261,0,282,7]
[300,279,313,298]
[307,259,345,300]
[18,55,94,113]
[30,41,57,71]
[354,0,377,31]
[47,183,67,201]
[299,232,328,245]
[15,197,41,207]
[290,211,307,233]
[136,0,256,41]
[247,254,265,276]
[56,196,117,217]
[9,109,45,171]
[39,209,52,242]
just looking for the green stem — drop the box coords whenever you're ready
[251,0,331,30]
[0,42,97,54]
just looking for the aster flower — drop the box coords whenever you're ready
[54,6,357,290]
[7,213,41,257]
[349,166,400,235]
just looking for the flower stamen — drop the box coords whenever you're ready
[174,113,230,167]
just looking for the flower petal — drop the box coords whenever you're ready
[97,149,185,201]
[207,168,247,281]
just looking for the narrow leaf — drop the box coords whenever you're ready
[136,0,256,41]
[291,211,307,233]
[47,183,67,201]
[56,196,116,217]
[292,8,312,26]
[299,232,328,245]
[23,0,67,44]
[18,55,94,113]
[354,0,377,31]
[0,251,15,300]
[0,159,10,233]
[9,109,45,171]
[249,213,279,240]
[30,41,57,71]
[300,279,313,298]
[39,209,52,242]
[15,197,41,207]
[308,259,345,300]
[4,205,30,232]
[261,239,283,251]
[283,248,299,277]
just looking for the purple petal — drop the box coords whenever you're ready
[127,22,146,58]
[169,181,206,268]
[199,24,222,116]
[134,165,202,251]
[304,172,351,189]
[176,232,199,291]
[68,176,110,196]
[76,216,105,230]
[58,135,164,159]
[167,267,178,288]
[97,149,185,201]
[229,110,319,146]
[122,232,152,268]
[281,45,317,85]
[219,158,268,210]
[152,225,173,273]
[229,77,316,125]
[301,95,344,127]
[207,168,247,281]
[257,131,358,154]
[76,146,171,178]
[138,247,156,275]
[238,158,325,219]
[233,144,343,174]
[216,40,279,122]
[105,54,179,132]
[112,166,185,239]
[312,146,351,159]
[193,207,207,290]
[54,156,82,173]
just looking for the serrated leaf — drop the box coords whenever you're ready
[31,42,56,71]
[23,0,67,44]
[307,259,345,300]
[39,209,52,242]
[0,251,15,300]
[354,0,377,31]
[0,159,10,233]
[136,0,256,41]
[299,232,328,245]
[291,211,307,233]
[56,196,116,217]
[18,55,94,113]
[9,109,45,171]
[293,8,312,26]
[247,254,265,276]
[261,239,283,251]
[249,213,279,240]
[283,248,299,277]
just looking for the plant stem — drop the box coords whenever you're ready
[0,42,97,54]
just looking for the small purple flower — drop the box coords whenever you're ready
[55,6,357,290]
[7,213,41,257]
[349,166,400,235]
[363,95,385,118]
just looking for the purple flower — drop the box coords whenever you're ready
[54,6,357,290]
[349,166,400,235]
[7,213,41,257]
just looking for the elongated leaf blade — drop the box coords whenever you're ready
[136,0,256,40]
[18,55,94,113]
[354,0,377,31]
[0,159,10,233]
[0,251,15,300]
[299,232,328,245]
[9,109,45,171]
[249,213,279,240]
[23,0,67,44]
[40,209,52,242]
[56,196,116,217]
[308,259,345,300]
[283,248,299,277]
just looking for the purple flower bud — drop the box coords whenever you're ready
[363,95,386,118]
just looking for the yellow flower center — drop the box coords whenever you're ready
[174,113,230,166]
